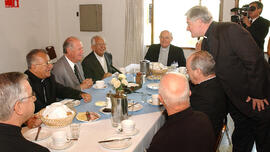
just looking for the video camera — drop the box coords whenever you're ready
[230,5,256,24]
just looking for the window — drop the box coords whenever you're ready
[144,0,221,48]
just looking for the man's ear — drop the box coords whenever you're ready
[158,94,165,104]
[14,101,24,116]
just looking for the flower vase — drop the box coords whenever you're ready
[110,90,128,127]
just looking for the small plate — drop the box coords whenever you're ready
[128,103,143,112]
[100,107,111,115]
[93,84,107,89]
[147,83,159,90]
[60,99,80,107]
[147,99,162,106]
[100,135,132,150]
[95,101,107,107]
[147,75,162,80]
[24,127,51,141]
[76,112,101,122]
[121,128,139,136]
[48,140,74,150]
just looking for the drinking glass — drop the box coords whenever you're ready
[69,123,80,139]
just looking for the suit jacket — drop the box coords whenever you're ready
[52,56,85,90]
[190,77,227,138]
[147,107,215,152]
[82,51,119,82]
[25,70,82,113]
[246,16,270,51]
[201,22,270,120]
[144,44,186,67]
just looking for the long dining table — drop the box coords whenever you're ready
[23,74,166,152]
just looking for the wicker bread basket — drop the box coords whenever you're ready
[150,68,168,75]
[39,108,76,128]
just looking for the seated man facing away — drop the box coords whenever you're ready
[25,49,91,114]
[187,51,227,139]
[52,36,93,90]
[147,73,215,152]
[82,35,120,82]
[0,72,49,152]
[144,30,186,67]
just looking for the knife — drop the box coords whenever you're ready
[128,102,139,108]
[86,111,91,121]
[34,126,42,141]
[98,137,131,143]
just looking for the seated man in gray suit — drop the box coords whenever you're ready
[144,30,186,67]
[82,35,119,82]
[52,36,93,90]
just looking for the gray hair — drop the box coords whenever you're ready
[190,51,215,76]
[26,49,47,69]
[91,35,105,46]
[159,73,190,106]
[63,36,79,54]
[159,30,173,39]
[185,6,213,23]
[0,72,28,121]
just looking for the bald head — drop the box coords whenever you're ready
[159,73,190,113]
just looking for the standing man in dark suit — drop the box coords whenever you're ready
[186,6,270,152]
[52,36,93,90]
[243,1,270,51]
[82,35,119,82]
[148,73,215,152]
[144,30,186,67]
[187,51,227,139]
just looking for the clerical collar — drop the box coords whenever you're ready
[198,75,216,84]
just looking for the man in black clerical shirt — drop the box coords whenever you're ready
[0,72,49,152]
[148,73,215,152]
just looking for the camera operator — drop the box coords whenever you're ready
[242,1,270,51]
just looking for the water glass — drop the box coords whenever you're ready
[70,123,80,139]
[141,92,148,103]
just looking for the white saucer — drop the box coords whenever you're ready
[147,99,162,106]
[147,83,159,90]
[48,140,74,150]
[24,127,51,141]
[128,103,143,112]
[121,128,139,136]
[93,84,107,89]
[100,107,111,115]
[100,135,132,150]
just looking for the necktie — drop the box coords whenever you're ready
[41,79,47,103]
[74,64,82,83]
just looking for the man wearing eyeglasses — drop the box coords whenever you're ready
[82,35,120,82]
[243,1,270,51]
[144,30,186,67]
[24,49,92,114]
[0,72,49,152]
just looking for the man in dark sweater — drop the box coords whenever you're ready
[187,51,227,138]
[147,73,215,152]
[0,72,49,152]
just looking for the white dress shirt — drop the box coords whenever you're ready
[94,52,108,73]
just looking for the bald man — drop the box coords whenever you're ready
[148,73,215,152]
[144,30,186,67]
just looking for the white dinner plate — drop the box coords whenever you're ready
[120,128,139,136]
[128,103,143,112]
[100,107,111,115]
[147,83,159,90]
[76,112,101,122]
[147,99,162,106]
[95,101,107,107]
[100,135,132,150]
[60,99,80,107]
[48,140,74,150]
[93,84,107,89]
[24,127,51,141]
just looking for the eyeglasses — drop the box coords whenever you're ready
[34,60,54,66]
[19,92,36,102]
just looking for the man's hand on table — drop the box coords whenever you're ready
[81,93,92,103]
[80,78,93,90]
[26,115,42,129]
[246,96,269,111]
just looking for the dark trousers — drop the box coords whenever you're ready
[229,102,270,152]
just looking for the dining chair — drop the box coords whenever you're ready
[215,116,232,152]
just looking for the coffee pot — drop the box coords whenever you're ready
[140,60,150,76]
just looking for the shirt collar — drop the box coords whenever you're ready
[65,55,75,71]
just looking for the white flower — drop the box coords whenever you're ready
[110,78,117,84]
[121,79,128,86]
[113,80,121,88]
[118,74,126,80]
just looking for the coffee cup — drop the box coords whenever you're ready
[52,131,68,146]
[96,80,105,89]
[152,94,159,105]
[121,119,135,133]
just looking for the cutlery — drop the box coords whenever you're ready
[134,91,151,96]
[34,126,42,141]
[86,111,91,121]
[128,102,139,108]
[98,137,132,143]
